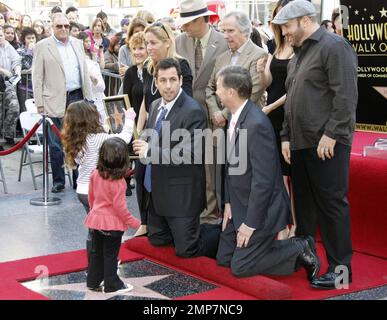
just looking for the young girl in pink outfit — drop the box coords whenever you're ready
[85,137,140,294]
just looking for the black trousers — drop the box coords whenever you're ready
[147,193,221,258]
[291,143,353,272]
[216,220,302,277]
[86,229,124,291]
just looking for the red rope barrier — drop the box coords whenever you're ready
[0,120,42,156]
[50,122,62,139]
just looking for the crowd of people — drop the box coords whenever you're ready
[0,0,357,295]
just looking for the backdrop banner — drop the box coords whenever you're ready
[340,0,387,132]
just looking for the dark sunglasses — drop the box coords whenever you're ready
[55,24,70,29]
[152,22,170,39]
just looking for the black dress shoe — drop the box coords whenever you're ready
[311,271,352,290]
[51,184,65,193]
[295,236,321,282]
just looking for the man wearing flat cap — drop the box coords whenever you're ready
[272,0,358,289]
[176,0,228,225]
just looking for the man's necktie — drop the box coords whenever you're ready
[143,106,168,193]
[194,39,203,75]
[228,120,236,141]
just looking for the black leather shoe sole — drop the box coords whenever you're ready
[51,185,65,193]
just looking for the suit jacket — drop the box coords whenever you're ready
[224,100,290,236]
[176,28,228,112]
[32,36,92,118]
[135,91,207,218]
[206,39,267,122]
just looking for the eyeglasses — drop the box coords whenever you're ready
[152,22,170,39]
[55,24,70,29]
[9,17,20,22]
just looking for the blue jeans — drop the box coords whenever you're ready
[48,117,65,186]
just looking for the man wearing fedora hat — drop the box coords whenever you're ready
[176,0,228,225]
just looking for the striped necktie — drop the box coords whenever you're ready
[143,106,168,193]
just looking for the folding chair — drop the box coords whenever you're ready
[25,98,37,113]
[0,158,8,194]
[18,111,73,190]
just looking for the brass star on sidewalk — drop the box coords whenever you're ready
[23,274,172,300]
[380,7,387,18]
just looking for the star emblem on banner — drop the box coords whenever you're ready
[354,10,359,15]
[380,7,387,18]
[370,15,375,20]
[23,274,172,300]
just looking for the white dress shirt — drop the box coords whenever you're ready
[53,35,81,92]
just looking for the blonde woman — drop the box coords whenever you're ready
[256,0,296,239]
[137,22,193,132]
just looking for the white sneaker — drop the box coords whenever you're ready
[104,283,133,294]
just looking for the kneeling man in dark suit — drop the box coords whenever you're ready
[133,58,220,258]
[215,65,320,282]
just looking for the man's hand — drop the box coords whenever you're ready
[281,141,291,164]
[37,106,44,114]
[236,223,254,248]
[317,134,336,160]
[222,203,232,232]
[132,139,148,159]
[212,111,226,127]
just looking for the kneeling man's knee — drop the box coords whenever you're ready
[230,260,251,278]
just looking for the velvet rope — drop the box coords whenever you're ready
[49,122,62,139]
[0,120,42,156]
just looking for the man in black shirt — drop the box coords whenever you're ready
[272,0,358,289]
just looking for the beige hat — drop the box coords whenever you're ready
[176,0,216,26]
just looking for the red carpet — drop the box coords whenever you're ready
[0,237,386,300]
[348,131,387,258]
[124,237,387,300]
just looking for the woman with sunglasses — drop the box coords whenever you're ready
[133,22,193,237]
[136,22,193,133]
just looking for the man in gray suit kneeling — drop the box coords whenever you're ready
[215,66,320,282]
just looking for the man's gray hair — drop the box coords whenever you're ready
[217,65,252,100]
[223,11,252,37]
[52,12,68,24]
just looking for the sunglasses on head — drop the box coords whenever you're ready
[152,22,170,39]
[55,24,70,29]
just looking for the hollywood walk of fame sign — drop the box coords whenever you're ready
[340,1,387,132]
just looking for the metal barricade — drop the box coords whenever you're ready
[101,69,123,97]
[0,92,4,139]
[18,70,34,113]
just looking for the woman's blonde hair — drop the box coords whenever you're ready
[135,10,155,24]
[144,22,181,74]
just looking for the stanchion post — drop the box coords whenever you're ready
[30,113,61,206]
